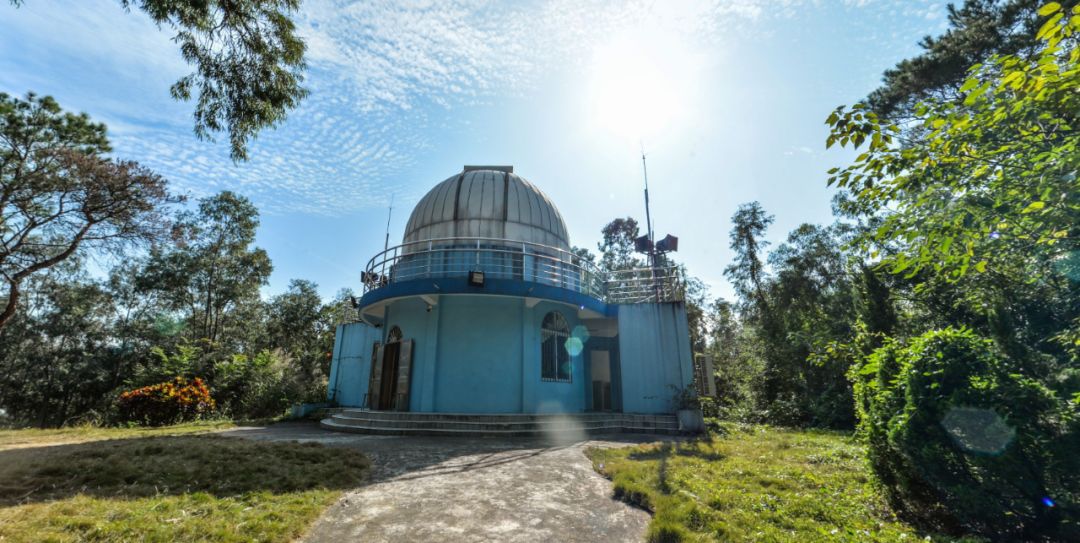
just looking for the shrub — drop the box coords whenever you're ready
[851,328,1080,540]
[117,377,215,426]
[214,350,324,419]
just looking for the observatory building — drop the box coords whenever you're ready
[325,166,692,423]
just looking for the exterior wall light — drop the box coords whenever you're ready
[468,271,485,287]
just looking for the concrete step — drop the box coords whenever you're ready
[321,411,685,438]
[333,409,677,424]
[326,417,679,432]
[320,418,682,437]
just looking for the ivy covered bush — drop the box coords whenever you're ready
[851,328,1080,540]
[117,377,216,426]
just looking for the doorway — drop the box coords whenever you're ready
[377,340,401,410]
[590,351,613,411]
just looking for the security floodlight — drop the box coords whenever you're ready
[468,270,485,287]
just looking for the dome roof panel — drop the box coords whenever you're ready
[403,167,569,249]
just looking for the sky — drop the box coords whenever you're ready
[0,0,952,303]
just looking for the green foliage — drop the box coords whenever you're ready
[866,0,1078,118]
[139,0,309,161]
[704,299,762,422]
[139,191,272,345]
[0,92,175,330]
[721,211,861,428]
[116,377,215,426]
[215,349,323,419]
[0,265,136,427]
[851,328,1080,539]
[10,0,310,160]
[722,202,773,314]
[827,7,1079,283]
[598,217,645,272]
[0,188,341,427]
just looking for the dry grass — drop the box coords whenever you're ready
[0,427,369,542]
[0,420,235,451]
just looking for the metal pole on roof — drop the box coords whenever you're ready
[384,194,394,253]
[641,144,660,303]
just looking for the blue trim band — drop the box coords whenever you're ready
[358,277,612,317]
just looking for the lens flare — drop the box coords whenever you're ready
[565,336,584,357]
[941,407,1015,455]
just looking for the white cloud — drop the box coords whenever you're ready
[4,0,799,216]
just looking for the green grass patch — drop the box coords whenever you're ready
[0,431,369,542]
[587,425,974,542]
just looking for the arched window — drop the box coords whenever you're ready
[541,311,571,382]
[387,326,403,343]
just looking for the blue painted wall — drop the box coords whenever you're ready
[431,295,524,412]
[378,295,591,413]
[326,322,381,407]
[328,295,688,415]
[616,302,694,414]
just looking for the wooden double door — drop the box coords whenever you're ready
[368,338,414,411]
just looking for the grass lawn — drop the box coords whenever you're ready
[0,424,369,542]
[587,424,964,543]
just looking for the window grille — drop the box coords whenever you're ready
[541,311,571,382]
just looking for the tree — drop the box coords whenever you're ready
[0,92,174,330]
[706,298,761,420]
[866,0,1079,118]
[0,262,119,426]
[139,191,272,344]
[832,6,1080,535]
[767,223,859,427]
[9,0,308,160]
[267,279,329,382]
[827,2,1079,354]
[723,202,773,316]
[598,217,645,272]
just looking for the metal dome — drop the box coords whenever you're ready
[402,166,570,249]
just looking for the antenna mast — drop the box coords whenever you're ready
[641,144,655,269]
[383,194,394,253]
[641,145,662,302]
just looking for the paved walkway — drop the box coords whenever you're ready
[221,422,665,543]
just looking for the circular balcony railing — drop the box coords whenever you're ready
[362,237,606,299]
[361,237,686,304]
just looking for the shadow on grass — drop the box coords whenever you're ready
[628,441,726,463]
[0,434,370,506]
[222,422,682,486]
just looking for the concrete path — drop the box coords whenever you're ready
[220,422,664,543]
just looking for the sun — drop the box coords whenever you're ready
[586,29,700,144]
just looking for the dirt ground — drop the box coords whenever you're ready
[220,422,668,542]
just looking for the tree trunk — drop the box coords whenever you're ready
[0,280,21,330]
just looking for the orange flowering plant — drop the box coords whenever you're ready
[117,377,216,426]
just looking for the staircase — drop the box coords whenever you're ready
[320,409,682,438]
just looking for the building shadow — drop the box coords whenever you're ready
[0,432,371,507]
[221,421,680,485]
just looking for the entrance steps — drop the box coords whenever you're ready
[320,409,682,438]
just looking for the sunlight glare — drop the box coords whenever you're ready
[586,29,700,144]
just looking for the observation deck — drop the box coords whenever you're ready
[357,236,683,314]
